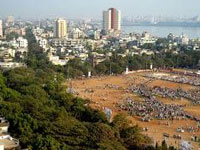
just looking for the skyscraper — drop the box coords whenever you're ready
[103,10,111,33]
[6,16,14,26]
[54,18,67,38]
[103,8,121,33]
[0,20,3,37]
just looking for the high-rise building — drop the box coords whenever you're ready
[0,20,3,37]
[103,10,111,33]
[103,8,121,33]
[54,18,67,38]
[6,16,14,26]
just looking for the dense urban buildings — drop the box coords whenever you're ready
[103,8,121,33]
[54,18,68,38]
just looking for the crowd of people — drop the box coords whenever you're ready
[145,73,200,86]
[151,87,200,105]
[118,84,200,122]
[119,85,185,121]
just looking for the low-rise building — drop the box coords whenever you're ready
[48,53,67,66]
[32,27,44,36]
[0,62,25,69]
[0,118,19,150]
[70,28,85,39]
[178,34,189,45]
[5,27,26,36]
[37,37,48,49]
[140,49,154,55]
[51,38,83,48]
[16,37,28,48]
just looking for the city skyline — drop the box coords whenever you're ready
[1,0,200,19]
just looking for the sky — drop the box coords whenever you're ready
[1,0,200,19]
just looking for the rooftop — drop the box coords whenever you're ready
[0,135,19,149]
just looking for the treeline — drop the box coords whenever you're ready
[51,50,200,77]
[0,67,177,150]
[94,50,200,76]
[92,50,200,75]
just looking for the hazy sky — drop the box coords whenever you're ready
[1,0,200,19]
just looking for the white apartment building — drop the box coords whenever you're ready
[142,32,151,40]
[16,37,28,48]
[94,30,101,40]
[48,53,67,66]
[33,27,44,35]
[36,37,48,49]
[178,34,189,45]
[70,28,85,39]
[139,32,157,45]
[51,39,83,48]
[103,10,111,32]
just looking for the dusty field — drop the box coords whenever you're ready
[148,79,195,91]
[67,72,200,149]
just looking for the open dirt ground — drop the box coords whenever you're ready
[66,72,200,149]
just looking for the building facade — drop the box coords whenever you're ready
[0,20,2,37]
[54,18,67,38]
[103,8,121,33]
[6,16,14,27]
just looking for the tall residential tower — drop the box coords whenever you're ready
[103,8,121,33]
[6,16,14,27]
[0,20,3,37]
[54,18,68,38]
